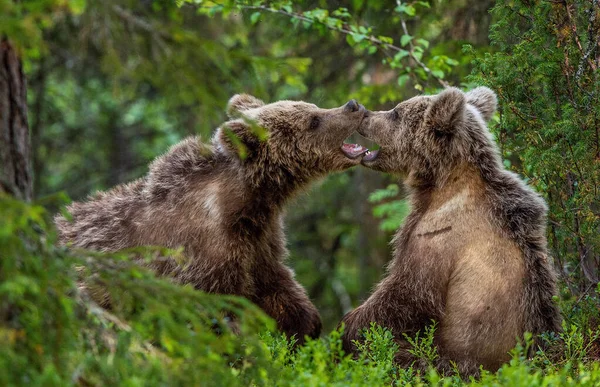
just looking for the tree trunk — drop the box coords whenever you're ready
[0,37,32,201]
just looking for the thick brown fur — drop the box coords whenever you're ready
[56,95,367,343]
[341,87,561,375]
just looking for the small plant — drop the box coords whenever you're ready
[404,320,440,369]
[354,323,400,366]
[560,322,600,364]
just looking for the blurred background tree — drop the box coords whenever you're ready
[3,0,597,334]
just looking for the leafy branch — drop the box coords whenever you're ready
[184,0,455,89]
[394,1,450,87]
[240,3,450,88]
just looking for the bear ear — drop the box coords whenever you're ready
[216,119,262,160]
[466,86,497,122]
[227,94,265,119]
[425,87,466,134]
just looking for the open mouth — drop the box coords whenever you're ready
[341,132,379,161]
[341,143,369,159]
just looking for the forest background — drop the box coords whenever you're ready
[1,0,599,385]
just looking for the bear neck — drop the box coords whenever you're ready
[236,156,313,212]
[408,163,486,214]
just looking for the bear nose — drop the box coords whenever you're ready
[344,99,360,112]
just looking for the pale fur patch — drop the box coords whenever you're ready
[241,108,261,120]
[212,130,226,155]
[434,190,469,216]
[417,189,470,235]
[202,181,221,224]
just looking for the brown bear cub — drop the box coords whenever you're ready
[56,94,369,343]
[341,87,561,374]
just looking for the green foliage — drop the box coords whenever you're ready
[186,0,457,90]
[0,0,84,57]
[0,197,275,385]
[368,184,410,232]
[468,0,600,291]
[261,324,401,386]
[558,322,599,364]
[248,313,600,386]
[404,321,440,368]
[354,323,399,367]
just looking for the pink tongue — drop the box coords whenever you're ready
[341,143,368,158]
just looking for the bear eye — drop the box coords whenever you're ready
[309,116,321,130]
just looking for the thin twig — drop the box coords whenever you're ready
[396,0,450,88]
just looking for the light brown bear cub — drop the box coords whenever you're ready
[341,87,561,374]
[56,95,368,343]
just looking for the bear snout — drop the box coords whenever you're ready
[344,99,360,112]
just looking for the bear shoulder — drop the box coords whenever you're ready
[144,136,217,203]
[485,168,548,242]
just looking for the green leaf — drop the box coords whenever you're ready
[325,17,342,29]
[346,34,356,46]
[394,4,415,15]
[400,34,413,47]
[352,33,366,43]
[368,184,400,203]
[431,69,445,79]
[416,38,429,48]
[445,58,459,66]
[394,50,410,61]
[378,35,394,44]
[397,74,410,86]
[250,12,261,25]
[415,68,427,80]
[394,4,407,14]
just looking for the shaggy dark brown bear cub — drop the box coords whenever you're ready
[341,87,561,374]
[56,95,369,343]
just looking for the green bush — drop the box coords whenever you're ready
[0,197,274,386]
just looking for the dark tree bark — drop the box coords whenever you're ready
[0,37,32,201]
[31,56,46,199]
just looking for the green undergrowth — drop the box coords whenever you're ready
[1,197,599,386]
